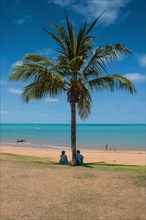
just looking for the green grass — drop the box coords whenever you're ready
[91,164,146,187]
[91,163,146,173]
[1,153,145,187]
[1,152,146,173]
[0,153,58,168]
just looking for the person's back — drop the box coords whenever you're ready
[59,151,68,164]
[76,150,84,165]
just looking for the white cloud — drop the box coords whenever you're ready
[49,0,130,26]
[45,98,59,102]
[137,54,146,68]
[8,88,22,94]
[14,15,31,25]
[123,73,146,83]
[36,48,55,56]
[49,0,76,6]
[0,110,8,114]
[12,60,23,68]
[14,18,25,25]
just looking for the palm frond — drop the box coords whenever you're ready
[65,11,76,55]
[82,43,131,76]
[81,68,101,83]
[85,10,105,35]
[9,59,69,103]
[88,74,136,94]
[77,86,92,119]
[51,23,73,58]
[76,21,87,55]
[23,54,56,67]
[43,27,70,57]
[22,75,65,103]
[9,63,49,82]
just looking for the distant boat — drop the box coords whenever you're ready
[16,139,26,143]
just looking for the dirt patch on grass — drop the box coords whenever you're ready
[1,155,146,220]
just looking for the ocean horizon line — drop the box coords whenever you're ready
[1,123,146,125]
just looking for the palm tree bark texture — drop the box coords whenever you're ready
[9,11,136,165]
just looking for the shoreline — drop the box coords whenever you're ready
[1,141,145,151]
[1,145,146,166]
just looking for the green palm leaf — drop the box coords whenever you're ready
[83,44,131,76]
[88,74,136,94]
[9,62,66,103]
[22,74,65,103]
[85,10,105,35]
[77,85,92,119]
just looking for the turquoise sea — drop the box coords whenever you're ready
[0,124,145,151]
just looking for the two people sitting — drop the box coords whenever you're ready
[59,150,84,165]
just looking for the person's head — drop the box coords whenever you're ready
[77,150,80,154]
[62,150,65,155]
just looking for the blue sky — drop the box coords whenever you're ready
[0,0,146,124]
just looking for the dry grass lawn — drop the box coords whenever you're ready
[1,153,146,220]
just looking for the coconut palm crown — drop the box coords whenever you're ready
[9,12,136,164]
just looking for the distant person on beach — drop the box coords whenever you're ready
[59,150,68,164]
[105,144,108,151]
[76,150,84,165]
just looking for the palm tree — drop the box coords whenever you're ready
[9,12,136,165]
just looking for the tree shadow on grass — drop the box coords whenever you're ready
[41,161,124,169]
[1,153,142,170]
[56,161,142,170]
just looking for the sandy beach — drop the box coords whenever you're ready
[1,146,146,165]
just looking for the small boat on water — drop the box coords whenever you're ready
[16,139,26,143]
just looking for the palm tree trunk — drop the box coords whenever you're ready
[70,101,77,165]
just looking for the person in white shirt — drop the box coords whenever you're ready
[59,150,68,164]
[76,150,84,165]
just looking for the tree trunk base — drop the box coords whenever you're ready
[72,159,77,166]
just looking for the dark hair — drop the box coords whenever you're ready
[77,150,80,153]
[62,150,65,154]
